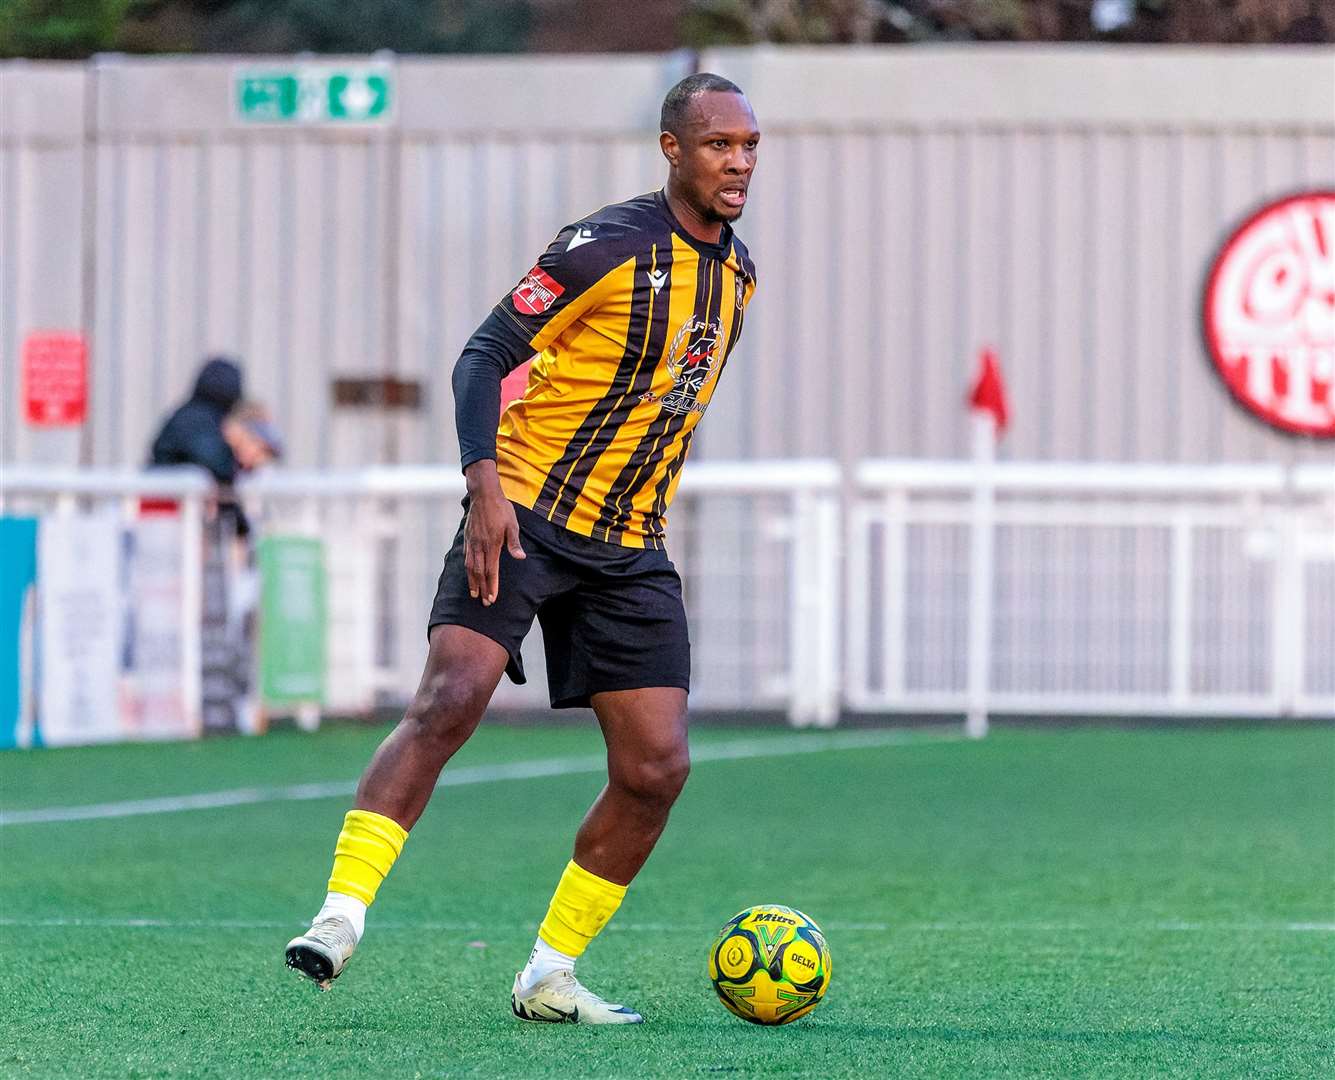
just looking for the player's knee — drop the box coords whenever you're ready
[620,745,691,807]
[403,671,486,746]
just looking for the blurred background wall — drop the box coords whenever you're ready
[2,4,1331,729]
[3,45,1332,473]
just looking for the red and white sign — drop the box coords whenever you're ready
[1203,192,1335,438]
[512,266,564,316]
[21,331,88,427]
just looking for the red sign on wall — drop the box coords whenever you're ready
[22,332,88,427]
[1202,192,1335,438]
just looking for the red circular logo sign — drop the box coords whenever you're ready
[1203,191,1335,438]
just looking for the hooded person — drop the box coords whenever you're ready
[149,356,245,483]
[146,355,265,539]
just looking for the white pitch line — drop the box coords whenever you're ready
[0,729,953,827]
[0,917,1330,933]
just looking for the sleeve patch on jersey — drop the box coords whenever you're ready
[512,266,566,315]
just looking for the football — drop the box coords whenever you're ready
[708,904,832,1025]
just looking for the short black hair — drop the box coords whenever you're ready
[660,72,744,136]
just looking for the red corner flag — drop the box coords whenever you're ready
[968,347,1009,434]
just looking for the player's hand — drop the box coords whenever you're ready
[463,461,525,606]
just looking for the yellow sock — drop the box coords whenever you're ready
[537,860,628,958]
[327,809,408,906]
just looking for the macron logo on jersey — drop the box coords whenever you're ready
[566,226,596,251]
[512,265,565,316]
[647,269,669,293]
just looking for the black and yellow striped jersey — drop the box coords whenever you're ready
[492,190,756,550]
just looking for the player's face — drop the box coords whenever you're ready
[665,92,759,224]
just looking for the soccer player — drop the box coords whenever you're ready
[285,72,759,1024]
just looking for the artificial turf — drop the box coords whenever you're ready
[1,723,1332,1078]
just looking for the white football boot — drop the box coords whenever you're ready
[510,971,644,1025]
[285,915,359,990]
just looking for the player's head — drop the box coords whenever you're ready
[660,73,758,225]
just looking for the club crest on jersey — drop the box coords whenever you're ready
[646,316,722,416]
[512,266,565,316]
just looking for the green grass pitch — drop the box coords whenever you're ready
[2,723,1332,1078]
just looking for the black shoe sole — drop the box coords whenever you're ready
[286,944,336,988]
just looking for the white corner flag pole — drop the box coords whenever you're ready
[965,410,996,739]
[965,345,1007,740]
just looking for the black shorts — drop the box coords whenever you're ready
[428,501,690,709]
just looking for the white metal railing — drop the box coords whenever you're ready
[673,461,842,726]
[240,466,467,718]
[1,466,213,738]
[847,460,1335,726]
[3,460,1330,740]
[238,461,843,726]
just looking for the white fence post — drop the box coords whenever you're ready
[1273,494,1303,717]
[789,489,821,727]
[813,488,841,727]
[1170,511,1193,706]
[179,489,204,736]
[1293,465,1335,715]
[965,418,996,739]
[883,488,909,706]
[789,484,842,727]
[845,501,871,710]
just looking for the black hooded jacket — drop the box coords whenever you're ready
[149,358,244,484]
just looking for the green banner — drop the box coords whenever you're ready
[258,537,326,705]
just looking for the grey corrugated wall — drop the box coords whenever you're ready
[3,46,1333,472]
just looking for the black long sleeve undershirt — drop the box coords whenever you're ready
[451,309,536,470]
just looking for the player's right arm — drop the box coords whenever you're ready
[461,458,523,607]
[453,313,532,606]
[452,219,629,604]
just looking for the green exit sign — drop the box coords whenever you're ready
[234,65,393,125]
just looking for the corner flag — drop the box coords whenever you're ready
[968,347,1009,435]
